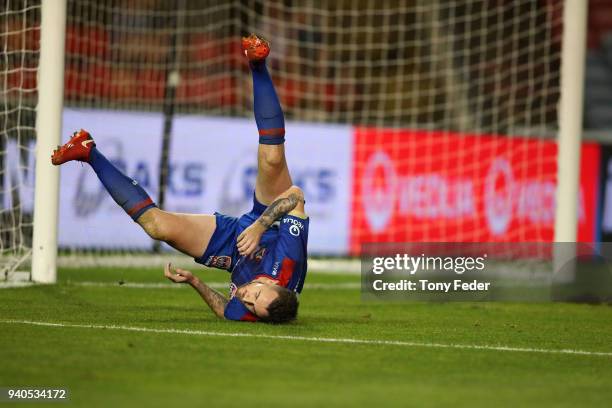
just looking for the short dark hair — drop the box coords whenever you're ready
[260,286,299,324]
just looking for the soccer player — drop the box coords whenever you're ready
[51,35,308,323]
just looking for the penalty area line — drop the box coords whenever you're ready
[1,319,611,358]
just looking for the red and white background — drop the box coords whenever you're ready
[350,128,600,254]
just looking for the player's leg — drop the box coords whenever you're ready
[51,130,215,258]
[256,144,292,205]
[243,35,293,205]
[137,209,215,258]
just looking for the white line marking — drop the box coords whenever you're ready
[56,255,361,274]
[0,281,35,289]
[69,281,360,290]
[1,319,610,357]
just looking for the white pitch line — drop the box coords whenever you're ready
[70,281,361,290]
[1,319,611,358]
[0,281,35,289]
[56,255,361,274]
[0,281,360,290]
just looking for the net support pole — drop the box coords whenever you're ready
[555,0,587,243]
[153,0,185,253]
[31,0,67,283]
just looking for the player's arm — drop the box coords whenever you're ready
[237,185,305,256]
[164,263,227,318]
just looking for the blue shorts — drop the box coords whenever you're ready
[194,194,309,284]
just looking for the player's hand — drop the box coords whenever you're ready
[164,262,195,284]
[236,223,265,257]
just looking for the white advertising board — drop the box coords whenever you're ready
[59,109,164,249]
[58,109,351,254]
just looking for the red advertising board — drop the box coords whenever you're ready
[350,128,600,254]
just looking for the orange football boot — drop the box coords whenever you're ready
[241,33,270,62]
[51,129,95,165]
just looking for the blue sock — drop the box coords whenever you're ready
[251,61,285,145]
[88,147,156,221]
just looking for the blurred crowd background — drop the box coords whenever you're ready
[2,0,579,135]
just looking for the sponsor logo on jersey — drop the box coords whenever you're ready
[229,282,238,298]
[271,261,280,276]
[283,217,304,229]
[205,255,232,270]
[253,247,267,263]
[283,218,304,236]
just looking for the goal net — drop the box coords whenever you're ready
[1,0,40,279]
[3,0,588,276]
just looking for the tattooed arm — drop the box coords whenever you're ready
[257,188,304,228]
[237,185,305,256]
[189,277,228,318]
[164,263,228,318]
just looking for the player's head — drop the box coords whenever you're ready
[235,280,298,323]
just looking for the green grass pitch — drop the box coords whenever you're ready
[1,266,611,407]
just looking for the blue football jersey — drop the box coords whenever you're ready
[223,214,309,321]
[194,194,309,322]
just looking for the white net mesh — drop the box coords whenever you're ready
[61,1,562,126]
[2,0,574,272]
[64,0,238,114]
[0,0,40,278]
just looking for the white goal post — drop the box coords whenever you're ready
[31,0,66,283]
